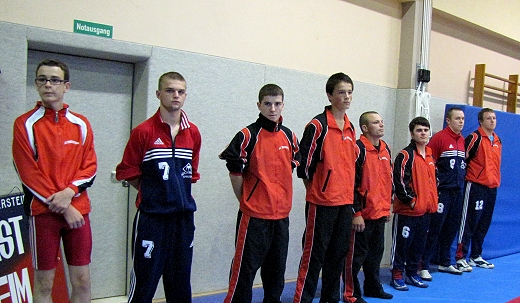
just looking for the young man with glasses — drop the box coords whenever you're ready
[116,72,201,303]
[13,59,97,303]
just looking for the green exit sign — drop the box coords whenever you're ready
[74,20,113,38]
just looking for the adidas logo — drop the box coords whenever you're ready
[154,138,164,145]
[449,144,454,148]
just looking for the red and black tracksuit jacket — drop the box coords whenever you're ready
[353,135,393,219]
[393,142,438,216]
[219,114,300,219]
[219,114,299,303]
[465,126,501,188]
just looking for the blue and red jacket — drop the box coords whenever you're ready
[428,126,466,190]
[116,109,201,214]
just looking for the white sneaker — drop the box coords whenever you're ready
[456,259,473,272]
[469,256,495,269]
[418,269,432,281]
[438,264,463,275]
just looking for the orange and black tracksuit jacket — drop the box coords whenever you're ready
[219,114,299,303]
[465,127,501,188]
[353,135,393,219]
[455,127,501,262]
[219,114,300,219]
[12,102,97,216]
[297,106,357,206]
[393,142,438,216]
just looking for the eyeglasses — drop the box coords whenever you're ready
[35,77,67,86]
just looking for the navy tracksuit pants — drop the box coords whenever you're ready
[128,210,195,303]
[422,188,463,268]
[391,213,430,278]
[456,181,497,260]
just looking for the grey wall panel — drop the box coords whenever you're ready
[0,22,28,194]
[393,89,417,155]
[352,82,397,150]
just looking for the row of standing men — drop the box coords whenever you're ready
[12,60,501,303]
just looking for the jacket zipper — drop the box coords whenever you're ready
[322,170,331,192]
[170,133,183,209]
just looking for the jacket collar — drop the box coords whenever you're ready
[154,108,191,130]
[408,140,432,157]
[256,113,282,132]
[445,126,463,139]
[477,126,497,139]
[360,134,385,151]
[324,105,352,131]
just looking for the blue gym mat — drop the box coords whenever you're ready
[192,253,520,303]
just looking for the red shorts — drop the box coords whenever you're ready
[29,212,92,270]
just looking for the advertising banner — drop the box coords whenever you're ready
[0,191,68,303]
